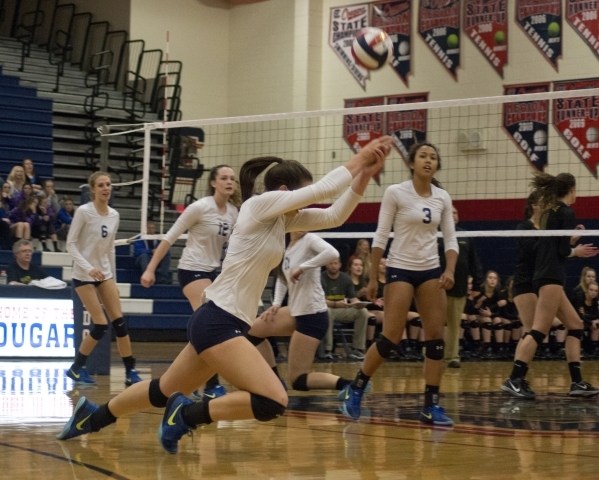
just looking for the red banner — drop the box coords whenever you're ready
[515,0,562,70]
[372,0,411,86]
[343,97,387,152]
[385,93,428,162]
[553,79,599,176]
[418,0,461,80]
[565,0,599,61]
[503,83,550,171]
[463,0,508,77]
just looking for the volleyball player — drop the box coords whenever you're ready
[57,136,393,454]
[502,179,599,399]
[340,142,458,426]
[140,164,238,399]
[65,172,142,387]
[247,231,354,392]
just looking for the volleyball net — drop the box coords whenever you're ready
[104,87,599,255]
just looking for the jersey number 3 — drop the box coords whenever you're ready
[422,207,432,224]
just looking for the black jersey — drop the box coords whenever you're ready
[533,201,575,285]
[512,219,537,293]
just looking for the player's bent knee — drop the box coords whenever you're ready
[149,378,169,408]
[375,335,397,359]
[250,393,286,421]
[424,339,445,360]
[524,329,546,346]
[291,373,309,391]
[90,323,108,340]
[111,317,129,337]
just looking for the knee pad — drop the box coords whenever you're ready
[291,373,309,391]
[246,333,265,346]
[567,329,584,340]
[89,323,109,341]
[424,339,445,360]
[149,378,168,408]
[481,322,495,331]
[556,324,566,331]
[512,320,522,329]
[469,320,480,328]
[524,329,546,346]
[375,335,397,359]
[408,317,422,327]
[250,393,286,421]
[111,317,129,338]
[460,319,469,329]
[367,316,377,327]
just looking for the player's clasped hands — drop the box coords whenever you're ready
[358,136,393,175]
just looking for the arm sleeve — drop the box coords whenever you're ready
[163,202,203,245]
[559,206,577,258]
[66,208,94,273]
[372,187,396,251]
[441,194,459,254]
[272,275,288,306]
[298,235,339,270]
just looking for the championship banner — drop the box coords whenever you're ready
[515,0,562,70]
[418,0,461,80]
[463,0,508,77]
[343,97,387,153]
[372,0,411,86]
[565,0,599,61]
[553,79,599,176]
[330,4,371,89]
[386,93,428,162]
[503,83,551,171]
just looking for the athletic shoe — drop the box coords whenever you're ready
[447,360,461,369]
[125,369,142,386]
[56,396,99,440]
[337,381,372,400]
[322,351,335,361]
[202,384,227,400]
[501,377,535,400]
[569,381,599,398]
[339,384,364,420]
[159,392,195,454]
[66,366,96,385]
[348,349,365,361]
[420,404,454,426]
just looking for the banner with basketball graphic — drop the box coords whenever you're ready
[372,0,411,86]
[418,0,460,80]
[515,0,562,70]
[565,0,599,61]
[330,4,371,89]
[385,93,428,162]
[553,79,599,177]
[503,83,551,171]
[463,0,508,77]
[343,96,387,152]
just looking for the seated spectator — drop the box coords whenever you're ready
[132,220,172,284]
[55,195,76,242]
[6,165,27,205]
[8,196,37,243]
[0,198,11,250]
[473,270,501,359]
[570,266,596,308]
[495,276,521,359]
[22,158,43,194]
[34,194,59,251]
[6,239,48,285]
[321,257,369,360]
[574,280,599,358]
[347,238,372,281]
[347,256,368,299]
[42,179,61,213]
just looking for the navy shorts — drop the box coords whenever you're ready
[72,278,104,288]
[295,311,328,340]
[533,278,563,290]
[386,266,441,288]
[187,300,250,354]
[177,269,218,288]
[512,281,536,298]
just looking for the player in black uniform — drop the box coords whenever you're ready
[502,174,599,399]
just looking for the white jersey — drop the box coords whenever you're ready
[273,233,339,317]
[205,166,361,326]
[163,196,238,272]
[373,180,458,271]
[67,202,119,281]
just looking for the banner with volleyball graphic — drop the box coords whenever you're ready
[372,0,411,86]
[463,0,508,78]
[503,83,550,171]
[418,0,461,80]
[329,4,371,89]
[515,0,562,70]
[343,96,387,152]
[553,79,599,177]
[565,0,599,61]
[385,93,428,163]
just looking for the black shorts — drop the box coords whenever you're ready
[295,311,328,340]
[386,266,441,288]
[512,280,536,298]
[72,278,104,288]
[187,300,250,354]
[177,269,218,288]
[533,278,563,290]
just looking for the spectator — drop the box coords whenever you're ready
[34,194,60,251]
[321,257,369,360]
[55,195,76,242]
[6,165,27,204]
[347,238,372,281]
[22,158,42,193]
[8,196,37,242]
[42,179,61,214]
[347,256,368,299]
[573,280,599,358]
[0,194,11,250]
[569,266,596,309]
[474,270,501,359]
[6,239,48,284]
[133,220,172,284]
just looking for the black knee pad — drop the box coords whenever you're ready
[424,339,445,360]
[512,320,522,329]
[367,316,377,326]
[89,323,109,340]
[375,335,396,359]
[111,317,129,337]
[556,324,566,331]
[291,373,309,391]
[246,333,265,346]
[460,319,469,329]
[469,320,480,328]
[408,317,422,327]
[250,393,286,421]
[524,329,546,346]
[567,329,584,340]
[149,378,168,408]
[481,322,495,330]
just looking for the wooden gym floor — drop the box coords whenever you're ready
[1,342,599,479]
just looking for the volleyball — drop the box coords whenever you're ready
[351,27,393,71]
